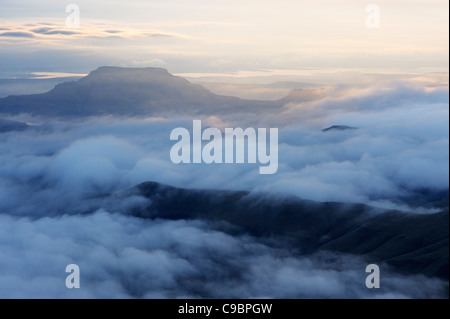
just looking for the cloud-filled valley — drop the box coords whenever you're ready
[0,68,448,298]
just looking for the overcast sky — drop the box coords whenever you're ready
[0,0,448,78]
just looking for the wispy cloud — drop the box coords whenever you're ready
[0,20,185,42]
[0,31,35,38]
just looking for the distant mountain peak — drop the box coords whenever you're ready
[322,125,358,132]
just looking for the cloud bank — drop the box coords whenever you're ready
[0,212,447,298]
[2,76,447,211]
[0,75,448,298]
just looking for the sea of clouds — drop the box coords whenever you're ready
[0,75,448,298]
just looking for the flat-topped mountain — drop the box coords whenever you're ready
[0,67,277,117]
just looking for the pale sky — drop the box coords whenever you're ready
[0,0,448,78]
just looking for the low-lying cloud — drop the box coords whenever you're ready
[2,80,447,213]
[0,212,446,298]
[0,75,448,298]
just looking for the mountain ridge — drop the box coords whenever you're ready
[105,180,449,281]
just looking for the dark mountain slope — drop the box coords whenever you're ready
[109,181,449,280]
[0,118,28,132]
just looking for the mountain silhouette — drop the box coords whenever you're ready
[322,125,358,132]
[0,66,278,117]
